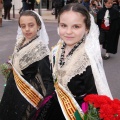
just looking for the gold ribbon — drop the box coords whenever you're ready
[55,82,84,120]
[12,66,43,109]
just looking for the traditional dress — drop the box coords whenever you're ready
[33,14,113,120]
[0,11,54,120]
[97,7,120,54]
[0,36,54,120]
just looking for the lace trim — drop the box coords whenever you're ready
[53,42,90,92]
[12,37,50,74]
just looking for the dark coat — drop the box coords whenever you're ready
[28,0,35,3]
[22,0,27,2]
[53,0,64,7]
[97,7,120,54]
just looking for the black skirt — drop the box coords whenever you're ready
[32,92,66,120]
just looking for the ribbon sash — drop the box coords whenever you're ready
[12,66,43,109]
[54,82,84,120]
[52,43,84,119]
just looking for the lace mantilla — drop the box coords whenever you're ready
[12,37,50,75]
[84,14,112,99]
[53,41,90,92]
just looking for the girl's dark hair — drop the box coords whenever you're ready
[18,10,41,27]
[58,3,91,30]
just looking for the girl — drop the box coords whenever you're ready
[33,3,112,120]
[0,10,54,120]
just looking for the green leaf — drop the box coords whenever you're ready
[84,104,100,120]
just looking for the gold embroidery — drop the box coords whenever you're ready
[13,69,43,109]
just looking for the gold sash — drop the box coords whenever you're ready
[52,43,84,120]
[12,65,43,109]
[54,82,84,120]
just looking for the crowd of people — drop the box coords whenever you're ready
[0,0,36,27]
[0,0,120,120]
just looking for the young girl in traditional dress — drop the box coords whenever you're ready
[0,10,54,120]
[33,3,113,120]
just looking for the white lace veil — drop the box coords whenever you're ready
[16,10,49,45]
[85,14,113,99]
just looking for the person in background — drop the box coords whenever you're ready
[32,3,112,120]
[3,0,12,20]
[0,10,54,120]
[90,0,99,22]
[51,0,55,15]
[54,0,64,19]
[22,0,29,11]
[96,0,102,9]
[113,0,119,9]
[19,0,35,14]
[97,0,120,60]
[47,0,49,10]
[118,0,120,11]
[0,0,3,26]
[28,0,35,10]
[82,0,90,11]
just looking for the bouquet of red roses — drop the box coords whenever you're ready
[82,94,120,120]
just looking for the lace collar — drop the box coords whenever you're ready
[53,41,90,91]
[12,37,50,75]
[59,39,84,67]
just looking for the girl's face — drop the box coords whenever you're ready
[59,11,88,48]
[20,16,40,41]
[104,0,113,8]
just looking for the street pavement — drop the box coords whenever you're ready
[0,10,120,100]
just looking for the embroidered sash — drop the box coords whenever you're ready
[51,42,86,119]
[12,65,43,109]
[54,82,84,120]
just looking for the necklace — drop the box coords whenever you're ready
[65,46,72,57]
[17,36,38,52]
[59,39,84,67]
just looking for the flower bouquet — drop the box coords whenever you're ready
[82,94,120,120]
[0,57,12,82]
